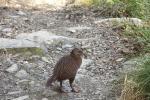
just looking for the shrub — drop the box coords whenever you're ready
[91,0,150,19]
[122,22,150,54]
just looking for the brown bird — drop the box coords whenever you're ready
[46,48,84,92]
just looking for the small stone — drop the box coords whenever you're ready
[41,57,50,63]
[116,58,125,62]
[0,62,2,66]
[62,44,73,48]
[29,81,35,86]
[12,95,29,100]
[56,47,62,51]
[67,28,76,33]
[6,32,13,37]
[121,38,128,42]
[23,61,32,70]
[2,28,12,32]
[81,59,93,67]
[8,91,22,95]
[87,49,92,53]
[94,90,101,95]
[6,64,18,73]
[17,11,26,15]
[17,79,29,84]
[15,70,29,79]
[121,48,131,54]
[42,98,48,100]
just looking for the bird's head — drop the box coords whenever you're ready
[71,48,86,58]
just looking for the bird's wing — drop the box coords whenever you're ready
[53,56,68,77]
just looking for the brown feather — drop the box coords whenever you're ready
[46,48,82,87]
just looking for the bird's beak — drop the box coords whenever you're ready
[83,53,87,59]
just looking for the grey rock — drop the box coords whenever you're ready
[56,47,62,51]
[17,11,26,16]
[23,61,32,70]
[6,64,18,73]
[2,28,12,32]
[41,57,50,63]
[116,58,125,62]
[0,30,92,49]
[42,98,48,100]
[81,59,94,67]
[17,79,30,84]
[67,28,76,33]
[0,38,39,49]
[8,91,22,95]
[15,70,29,79]
[62,44,73,48]
[12,95,29,100]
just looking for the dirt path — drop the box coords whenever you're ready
[0,7,126,100]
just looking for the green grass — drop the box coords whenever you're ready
[90,0,150,19]
[119,21,150,100]
[122,22,150,54]
[134,59,150,95]
[120,55,150,100]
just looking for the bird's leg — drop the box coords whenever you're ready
[60,80,65,93]
[60,80,63,88]
[69,77,79,93]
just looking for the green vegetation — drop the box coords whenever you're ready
[120,55,150,100]
[135,59,150,96]
[123,22,150,54]
[87,0,150,99]
[118,14,150,100]
[82,0,150,19]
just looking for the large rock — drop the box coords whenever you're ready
[0,38,39,49]
[0,30,91,50]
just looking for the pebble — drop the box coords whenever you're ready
[12,95,29,100]
[17,11,26,16]
[62,44,73,48]
[81,59,93,67]
[6,64,18,73]
[8,91,22,95]
[116,58,125,62]
[15,70,29,79]
[41,57,50,63]
[42,98,48,100]
[2,28,12,32]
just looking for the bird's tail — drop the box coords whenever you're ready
[46,75,56,87]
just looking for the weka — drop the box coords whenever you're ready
[46,48,83,92]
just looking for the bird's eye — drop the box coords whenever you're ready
[79,51,82,53]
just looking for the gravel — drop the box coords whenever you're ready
[0,7,129,100]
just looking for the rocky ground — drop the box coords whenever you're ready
[0,6,129,100]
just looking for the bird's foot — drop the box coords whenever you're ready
[71,87,80,93]
[71,85,81,93]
